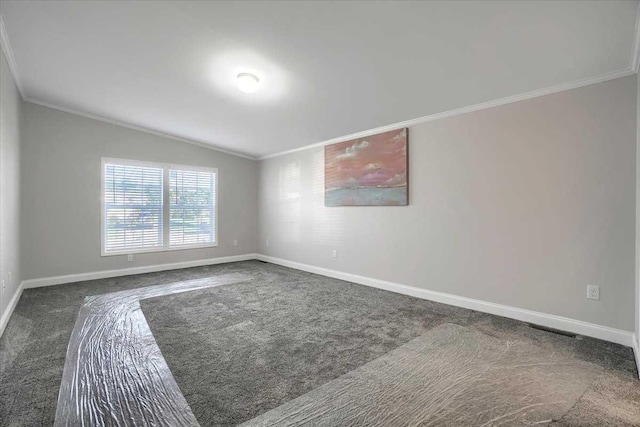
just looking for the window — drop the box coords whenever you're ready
[103,162,164,253]
[169,169,216,246]
[102,158,217,255]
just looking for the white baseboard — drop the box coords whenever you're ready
[256,254,636,348]
[22,253,258,289]
[0,281,24,338]
[633,335,640,377]
[10,252,638,354]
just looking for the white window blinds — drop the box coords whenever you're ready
[103,163,164,253]
[102,159,218,255]
[169,169,216,246]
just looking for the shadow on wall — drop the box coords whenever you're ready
[273,153,346,249]
[312,150,344,247]
[277,161,301,243]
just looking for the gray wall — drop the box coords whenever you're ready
[0,46,22,320]
[259,75,637,331]
[636,70,640,345]
[21,103,258,280]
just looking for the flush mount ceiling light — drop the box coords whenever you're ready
[237,73,260,93]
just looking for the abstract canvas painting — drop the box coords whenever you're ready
[325,128,408,206]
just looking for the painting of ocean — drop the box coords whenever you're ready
[324,128,408,206]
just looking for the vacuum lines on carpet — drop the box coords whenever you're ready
[54,273,250,427]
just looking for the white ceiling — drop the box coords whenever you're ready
[1,1,638,159]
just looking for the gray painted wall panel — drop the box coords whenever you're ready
[21,103,258,280]
[259,76,637,331]
[0,46,22,321]
[634,70,640,344]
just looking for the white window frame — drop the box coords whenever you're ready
[101,157,218,256]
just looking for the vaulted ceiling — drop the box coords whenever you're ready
[1,1,638,158]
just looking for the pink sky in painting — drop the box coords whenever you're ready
[325,128,407,189]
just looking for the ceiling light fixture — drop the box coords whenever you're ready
[237,73,260,93]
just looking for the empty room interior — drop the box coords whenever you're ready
[2,1,640,426]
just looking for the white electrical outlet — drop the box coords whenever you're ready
[127,254,133,262]
[8,271,11,283]
[266,240,269,247]
[587,285,600,300]
[233,240,238,247]
[332,249,338,258]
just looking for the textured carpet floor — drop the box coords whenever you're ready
[1,260,638,426]
[141,262,639,426]
[0,261,262,425]
[140,272,460,425]
[56,274,250,426]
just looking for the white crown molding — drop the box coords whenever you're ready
[0,11,257,160]
[1,12,255,161]
[4,7,638,162]
[632,2,640,72]
[256,254,636,348]
[0,14,25,99]
[0,281,23,338]
[21,253,258,288]
[259,67,636,161]
[23,97,257,160]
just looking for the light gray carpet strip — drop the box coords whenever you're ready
[243,323,601,427]
[0,313,34,375]
[54,273,250,427]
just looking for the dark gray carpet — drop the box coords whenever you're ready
[55,275,250,426]
[0,260,638,426]
[0,313,33,377]
[140,273,458,425]
[0,261,267,425]
[140,262,638,426]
